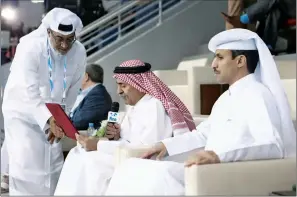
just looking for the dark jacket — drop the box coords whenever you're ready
[246,0,296,49]
[70,84,112,130]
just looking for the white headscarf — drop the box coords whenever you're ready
[20,8,83,42]
[208,28,296,158]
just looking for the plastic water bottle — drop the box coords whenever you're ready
[87,123,95,136]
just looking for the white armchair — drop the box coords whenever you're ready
[115,145,152,167]
[114,146,296,195]
[114,115,208,166]
[185,158,296,195]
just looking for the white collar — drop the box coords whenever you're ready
[127,94,152,109]
[80,83,100,95]
[228,74,255,95]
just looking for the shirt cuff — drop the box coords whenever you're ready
[162,136,186,156]
[35,104,52,131]
[97,140,126,156]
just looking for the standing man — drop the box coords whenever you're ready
[223,0,296,53]
[1,64,111,193]
[2,8,86,195]
[225,0,256,30]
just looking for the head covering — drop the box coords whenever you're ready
[208,28,296,158]
[114,60,196,134]
[20,8,83,42]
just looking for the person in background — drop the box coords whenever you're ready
[81,0,107,26]
[223,0,296,53]
[104,29,296,195]
[225,0,256,30]
[70,63,112,130]
[54,59,196,195]
[1,8,86,195]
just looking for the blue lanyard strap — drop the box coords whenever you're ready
[47,39,67,103]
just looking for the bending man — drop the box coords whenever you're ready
[2,8,86,195]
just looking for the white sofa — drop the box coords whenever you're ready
[114,146,296,195]
[113,101,296,195]
[184,158,296,195]
[114,115,296,195]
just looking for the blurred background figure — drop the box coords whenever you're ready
[223,0,296,54]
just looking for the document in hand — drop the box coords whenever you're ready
[46,103,79,140]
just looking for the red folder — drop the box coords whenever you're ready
[46,103,79,141]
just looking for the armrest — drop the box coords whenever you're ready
[114,145,152,167]
[185,158,296,196]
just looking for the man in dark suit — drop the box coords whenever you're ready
[70,64,112,130]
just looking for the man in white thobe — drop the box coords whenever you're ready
[1,63,110,193]
[54,59,196,195]
[104,29,296,195]
[2,8,86,195]
[1,140,9,193]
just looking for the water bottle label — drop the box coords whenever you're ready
[108,112,119,123]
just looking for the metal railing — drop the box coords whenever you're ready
[78,0,182,57]
[0,0,183,65]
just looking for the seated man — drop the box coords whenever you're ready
[54,60,195,195]
[0,63,112,193]
[105,29,296,195]
[69,63,112,130]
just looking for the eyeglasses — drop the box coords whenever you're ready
[50,30,76,47]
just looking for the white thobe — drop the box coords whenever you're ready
[105,74,286,195]
[1,139,9,176]
[2,36,86,195]
[54,94,183,195]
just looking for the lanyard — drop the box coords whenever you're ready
[47,39,67,103]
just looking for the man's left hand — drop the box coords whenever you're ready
[75,133,99,151]
[185,150,220,167]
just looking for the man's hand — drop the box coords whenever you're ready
[47,116,65,144]
[141,142,168,160]
[75,133,99,151]
[221,12,247,29]
[185,150,220,167]
[105,123,120,140]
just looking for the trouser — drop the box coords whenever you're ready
[226,0,256,31]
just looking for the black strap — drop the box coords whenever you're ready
[58,24,73,32]
[114,63,151,74]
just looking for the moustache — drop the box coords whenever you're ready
[119,94,127,99]
[213,69,220,74]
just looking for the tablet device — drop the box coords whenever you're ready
[46,103,79,141]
